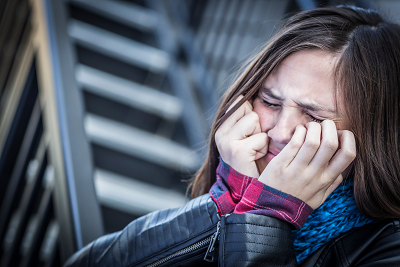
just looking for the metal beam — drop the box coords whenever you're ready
[146,0,207,149]
[168,0,218,121]
[34,0,104,259]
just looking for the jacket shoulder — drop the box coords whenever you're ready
[301,219,400,267]
[64,194,220,267]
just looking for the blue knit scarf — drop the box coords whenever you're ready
[292,181,375,263]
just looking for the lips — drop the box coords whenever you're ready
[268,148,280,156]
[266,147,281,162]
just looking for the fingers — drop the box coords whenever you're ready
[272,125,307,167]
[325,130,356,179]
[241,132,268,160]
[291,122,322,166]
[215,95,266,178]
[308,120,339,168]
[219,96,253,134]
[230,111,261,140]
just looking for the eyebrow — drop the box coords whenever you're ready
[261,87,284,101]
[261,87,336,114]
[295,101,336,114]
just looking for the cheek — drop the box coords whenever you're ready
[253,105,275,132]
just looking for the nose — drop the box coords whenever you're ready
[267,111,299,145]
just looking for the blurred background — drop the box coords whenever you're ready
[0,0,398,266]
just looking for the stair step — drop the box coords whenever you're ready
[68,20,169,72]
[76,64,182,120]
[69,0,158,32]
[84,114,199,171]
[94,168,187,215]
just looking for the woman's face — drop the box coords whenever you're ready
[253,50,346,173]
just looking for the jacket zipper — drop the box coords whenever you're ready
[144,221,221,267]
[203,221,221,262]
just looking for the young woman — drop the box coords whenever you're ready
[65,6,400,267]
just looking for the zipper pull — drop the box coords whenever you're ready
[204,221,221,262]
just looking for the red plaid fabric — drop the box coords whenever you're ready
[209,159,313,230]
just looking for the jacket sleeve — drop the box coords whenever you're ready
[63,194,221,267]
[63,232,120,267]
[301,219,400,267]
[353,220,400,267]
[219,213,297,267]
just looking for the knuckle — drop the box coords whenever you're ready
[248,111,259,122]
[323,138,338,151]
[343,148,357,160]
[304,139,320,150]
[290,139,303,150]
[342,129,354,138]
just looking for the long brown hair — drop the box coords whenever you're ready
[190,6,400,220]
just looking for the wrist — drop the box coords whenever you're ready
[234,178,313,230]
[209,158,254,215]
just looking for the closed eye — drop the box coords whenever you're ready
[308,114,323,123]
[262,99,280,107]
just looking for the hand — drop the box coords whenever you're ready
[215,96,268,178]
[258,120,356,209]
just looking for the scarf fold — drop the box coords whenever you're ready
[292,181,375,263]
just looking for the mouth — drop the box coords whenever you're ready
[256,146,281,173]
[266,148,280,162]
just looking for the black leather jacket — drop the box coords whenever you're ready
[64,194,400,267]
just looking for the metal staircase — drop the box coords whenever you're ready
[66,0,211,233]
